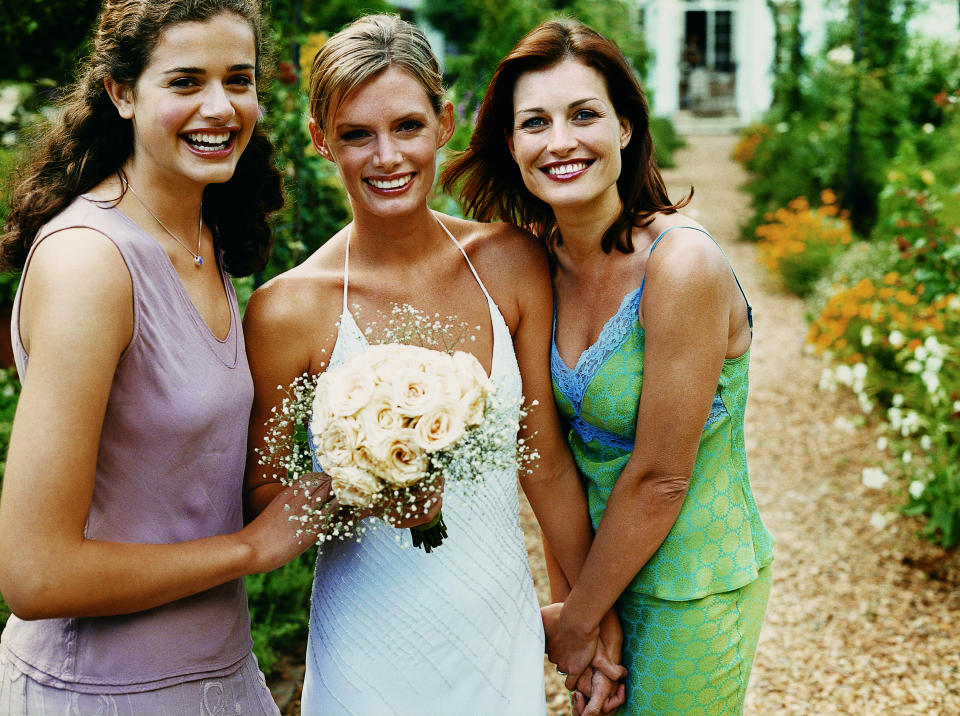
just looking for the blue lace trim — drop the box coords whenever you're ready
[551,287,643,413]
[570,415,634,451]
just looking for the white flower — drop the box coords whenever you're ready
[901,450,912,464]
[315,416,362,469]
[909,481,925,499]
[860,325,873,347]
[922,123,935,134]
[324,362,377,417]
[926,356,943,373]
[826,44,854,64]
[832,416,856,433]
[921,370,940,394]
[920,435,932,451]
[413,404,466,453]
[876,436,888,451]
[861,467,889,489]
[852,363,868,381]
[954,400,960,413]
[914,345,928,362]
[923,335,946,357]
[889,331,905,349]
[869,512,888,529]
[835,364,854,386]
[378,435,430,487]
[328,465,383,507]
[905,359,923,374]
[892,394,905,407]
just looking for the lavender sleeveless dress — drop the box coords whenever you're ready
[0,195,278,714]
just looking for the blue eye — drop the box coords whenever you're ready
[573,109,598,121]
[397,120,423,132]
[520,116,546,129]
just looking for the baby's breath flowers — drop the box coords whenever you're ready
[257,304,539,553]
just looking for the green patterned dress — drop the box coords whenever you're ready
[551,226,775,715]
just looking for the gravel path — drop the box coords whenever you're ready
[524,133,960,715]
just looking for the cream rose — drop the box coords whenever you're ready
[389,365,442,417]
[356,396,404,441]
[378,436,429,487]
[315,416,361,469]
[325,362,377,417]
[452,351,492,426]
[413,403,465,453]
[327,465,383,507]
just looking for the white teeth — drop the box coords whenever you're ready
[185,131,232,150]
[368,174,412,189]
[547,162,588,176]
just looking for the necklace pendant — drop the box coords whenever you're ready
[194,255,204,267]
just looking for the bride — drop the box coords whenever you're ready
[242,13,625,715]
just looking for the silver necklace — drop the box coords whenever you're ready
[125,181,204,267]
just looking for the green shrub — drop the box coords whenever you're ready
[245,548,316,673]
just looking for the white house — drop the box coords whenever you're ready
[638,0,960,126]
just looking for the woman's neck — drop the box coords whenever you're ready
[119,161,205,235]
[552,189,624,267]
[348,205,447,267]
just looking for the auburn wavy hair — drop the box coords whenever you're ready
[441,18,690,254]
[0,0,283,276]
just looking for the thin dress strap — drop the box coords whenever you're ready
[639,225,753,330]
[342,229,351,316]
[432,212,495,305]
[342,216,494,313]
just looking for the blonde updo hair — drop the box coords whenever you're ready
[308,13,444,130]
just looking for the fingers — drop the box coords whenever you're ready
[591,649,628,683]
[580,670,614,716]
[572,689,586,716]
[605,682,626,712]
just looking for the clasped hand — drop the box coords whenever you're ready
[542,603,627,716]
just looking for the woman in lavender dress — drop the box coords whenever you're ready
[0,1,314,712]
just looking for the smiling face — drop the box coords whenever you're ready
[107,11,259,189]
[508,58,631,218]
[310,65,454,222]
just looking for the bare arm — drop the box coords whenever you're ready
[0,231,318,621]
[241,277,324,520]
[505,234,594,592]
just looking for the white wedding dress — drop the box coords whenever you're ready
[301,217,546,716]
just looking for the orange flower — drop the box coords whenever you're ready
[883,272,900,285]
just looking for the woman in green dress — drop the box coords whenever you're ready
[442,19,774,716]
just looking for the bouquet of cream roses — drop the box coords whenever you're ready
[308,343,492,551]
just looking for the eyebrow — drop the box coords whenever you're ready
[334,112,428,132]
[162,63,256,74]
[515,97,602,115]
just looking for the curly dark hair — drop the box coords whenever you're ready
[0,0,283,276]
[441,18,690,255]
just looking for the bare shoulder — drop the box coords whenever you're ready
[244,233,346,376]
[642,215,730,289]
[440,214,549,285]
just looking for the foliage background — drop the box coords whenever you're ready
[736,0,960,548]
